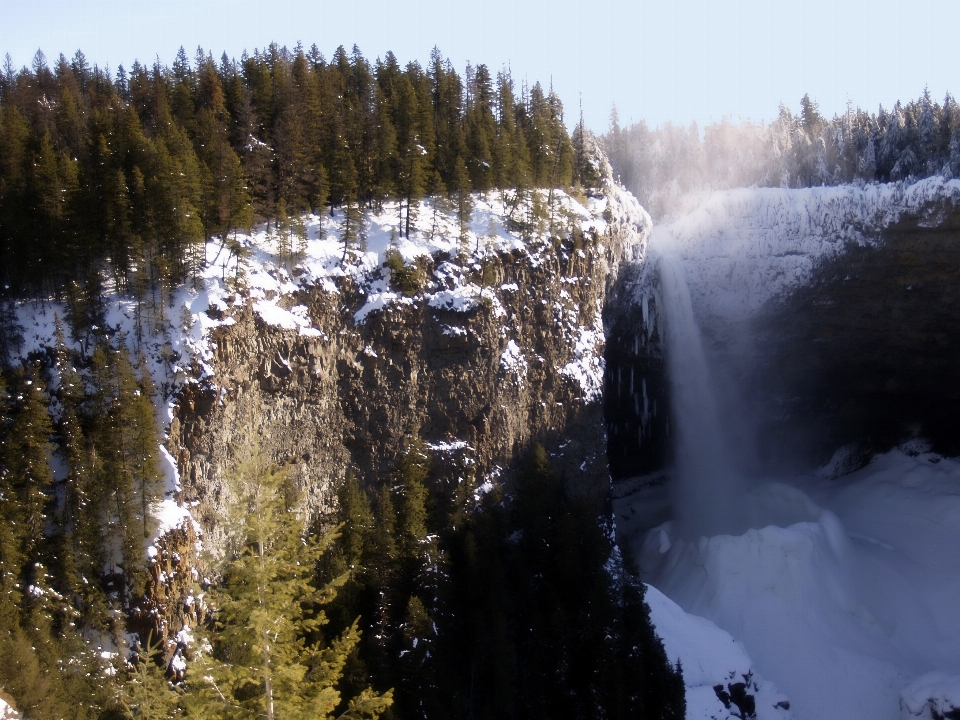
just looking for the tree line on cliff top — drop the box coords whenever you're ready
[0,43,602,304]
[606,90,960,219]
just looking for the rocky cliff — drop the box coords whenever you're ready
[165,186,651,551]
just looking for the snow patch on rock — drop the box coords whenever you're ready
[0,695,19,720]
[500,340,528,385]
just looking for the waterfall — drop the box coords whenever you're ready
[654,236,742,537]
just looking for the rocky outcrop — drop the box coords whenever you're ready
[167,187,650,551]
[134,520,207,671]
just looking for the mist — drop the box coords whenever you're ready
[604,90,960,221]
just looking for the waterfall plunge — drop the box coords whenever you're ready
[654,239,743,537]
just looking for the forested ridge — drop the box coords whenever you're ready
[606,90,960,219]
[0,43,684,720]
[0,43,598,304]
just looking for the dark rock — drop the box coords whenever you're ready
[168,217,644,553]
[749,202,960,469]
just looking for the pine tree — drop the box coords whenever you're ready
[395,436,430,563]
[119,640,183,720]
[113,340,162,591]
[0,622,58,720]
[451,156,473,254]
[337,474,375,571]
[151,125,205,281]
[188,437,392,720]
[464,64,496,197]
[800,93,824,139]
[0,372,22,600]
[50,316,90,619]
[86,339,161,597]
[276,197,291,265]
[5,364,55,576]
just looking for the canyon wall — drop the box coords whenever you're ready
[166,187,652,550]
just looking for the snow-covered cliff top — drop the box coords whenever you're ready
[652,177,960,323]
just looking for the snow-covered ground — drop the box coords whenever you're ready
[646,583,792,720]
[637,447,960,720]
[632,178,960,720]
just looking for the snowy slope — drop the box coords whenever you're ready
[653,177,960,323]
[646,584,793,720]
[634,448,960,720]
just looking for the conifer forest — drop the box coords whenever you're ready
[0,44,595,302]
[0,43,681,720]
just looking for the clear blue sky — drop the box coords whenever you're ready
[1,0,955,133]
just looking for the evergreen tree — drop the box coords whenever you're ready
[334,151,362,260]
[86,339,162,598]
[396,436,430,562]
[367,484,398,658]
[188,437,392,720]
[451,156,473,254]
[119,640,183,720]
[50,316,92,621]
[4,364,55,578]
[0,372,22,599]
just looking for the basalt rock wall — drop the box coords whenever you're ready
[167,189,651,551]
[751,201,960,466]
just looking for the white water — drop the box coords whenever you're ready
[655,234,742,537]
[637,224,960,720]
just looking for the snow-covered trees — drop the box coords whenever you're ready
[605,89,960,219]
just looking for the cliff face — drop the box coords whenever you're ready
[166,186,651,549]
[752,200,960,463]
[603,245,669,481]
[628,178,960,477]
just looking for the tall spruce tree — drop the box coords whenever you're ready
[188,436,392,720]
[5,364,55,579]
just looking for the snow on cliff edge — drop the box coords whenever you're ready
[653,177,960,323]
